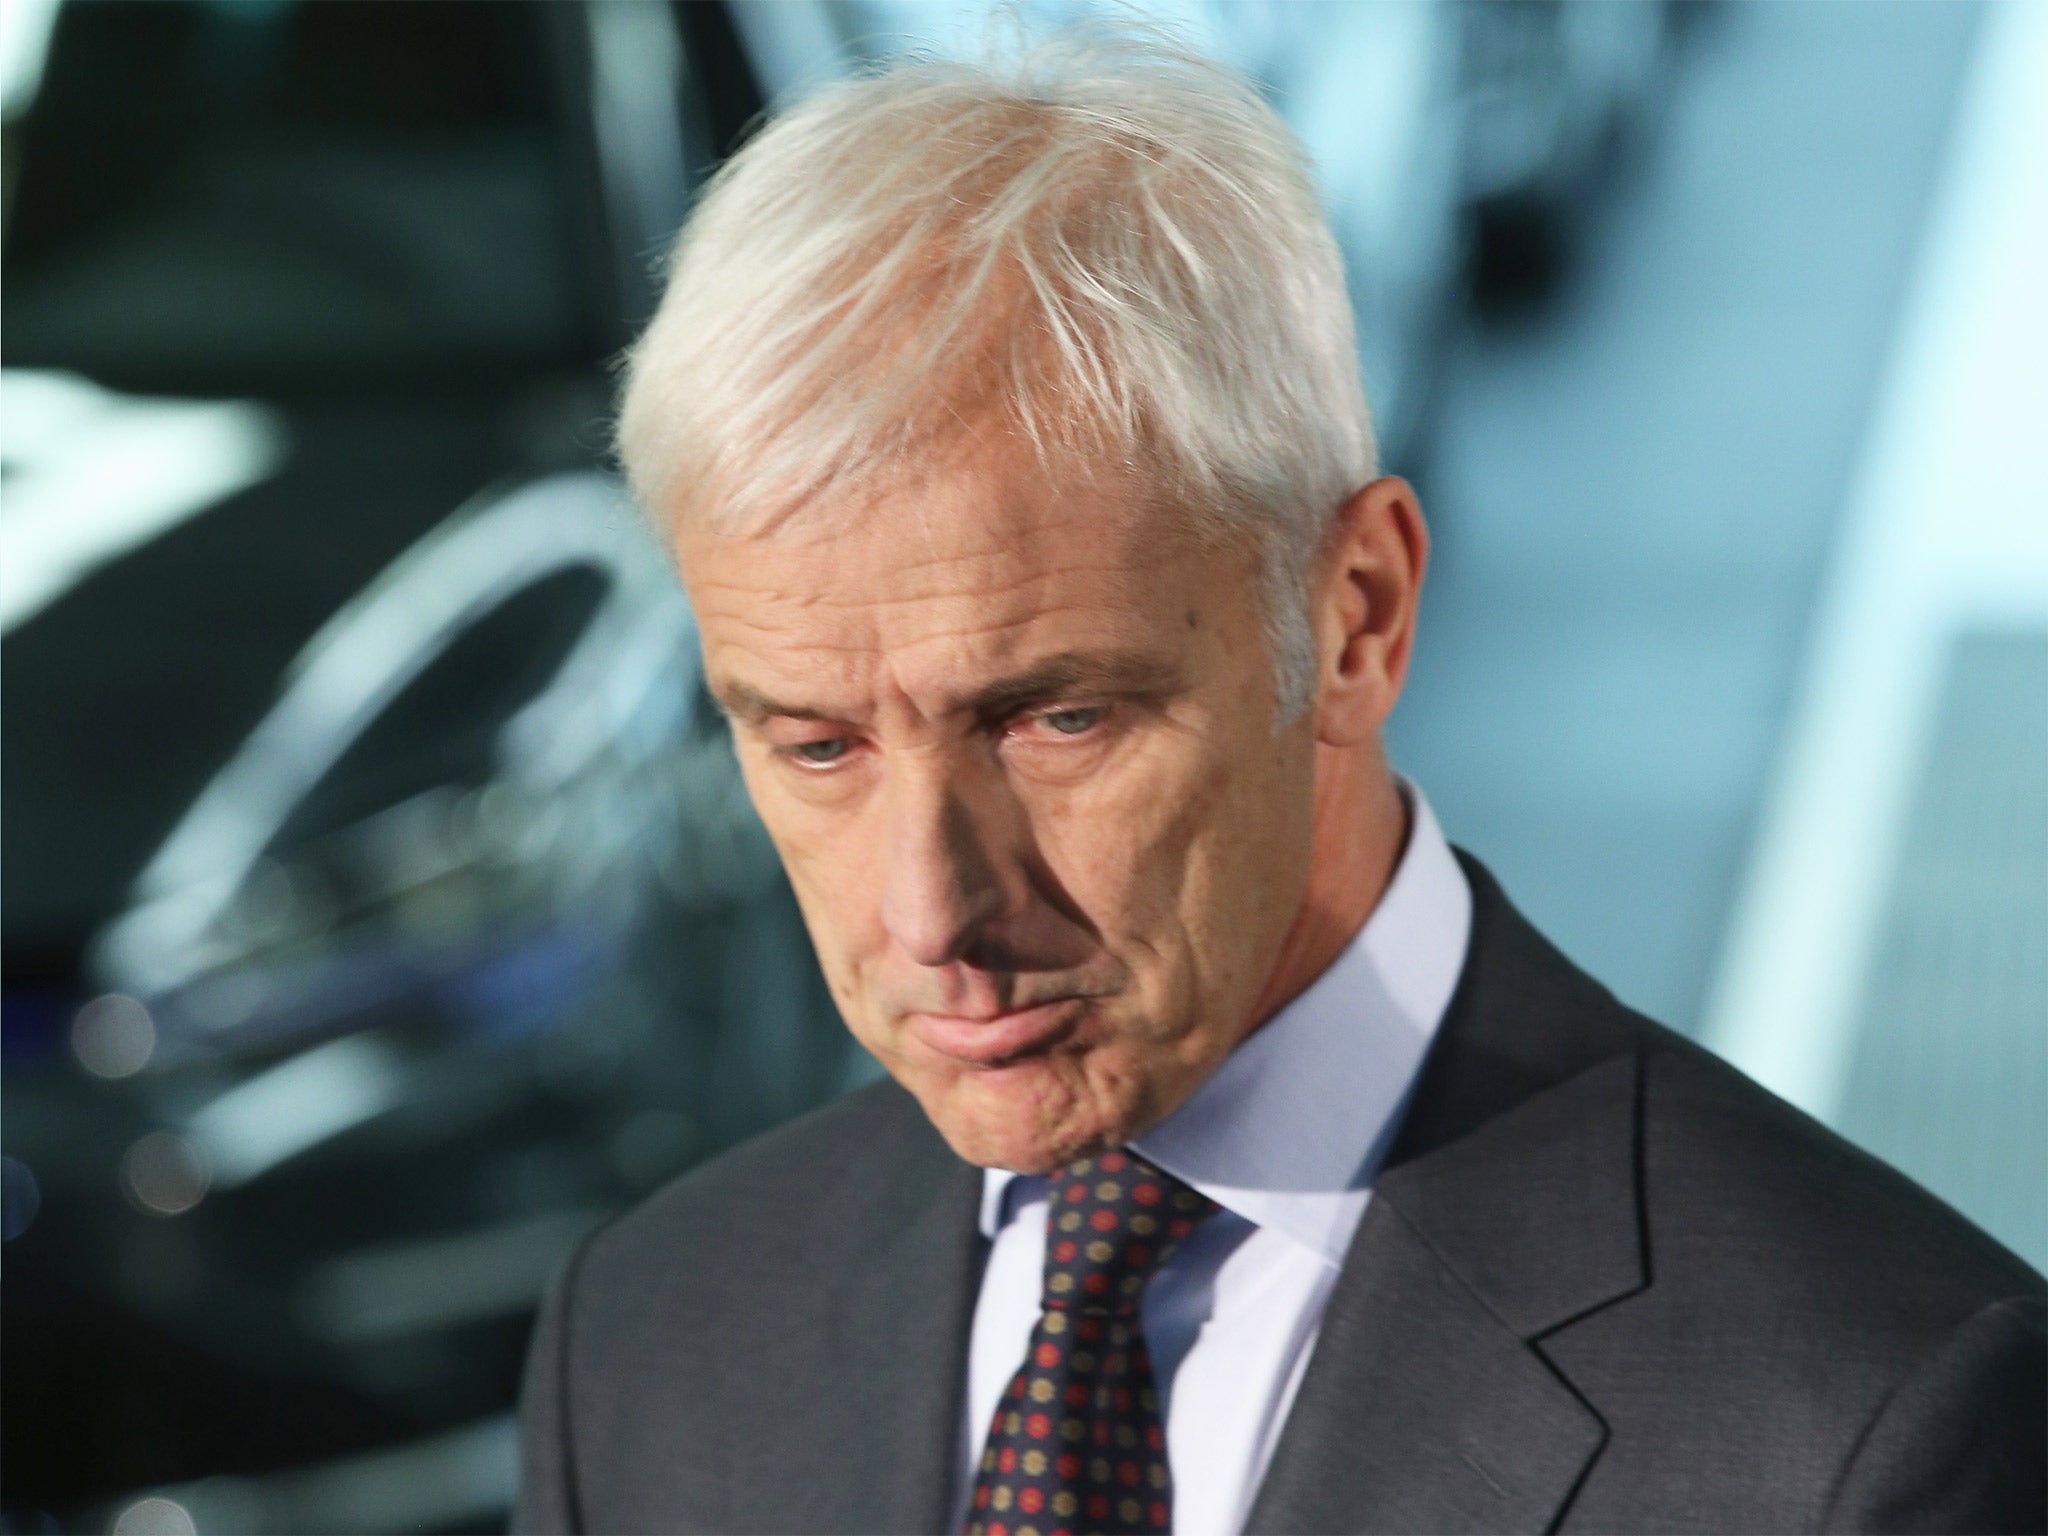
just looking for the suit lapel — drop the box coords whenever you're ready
[851,1153,988,1534]
[725,1106,986,1534]
[1244,1196,1608,1534]
[1248,857,1652,1534]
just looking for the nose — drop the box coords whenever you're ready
[879,765,1014,969]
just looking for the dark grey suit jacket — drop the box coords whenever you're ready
[516,856,2047,1533]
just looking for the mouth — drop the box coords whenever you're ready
[906,998,1086,1068]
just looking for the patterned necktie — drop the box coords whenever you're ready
[965,1149,1222,1536]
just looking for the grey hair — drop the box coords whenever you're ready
[616,28,1376,720]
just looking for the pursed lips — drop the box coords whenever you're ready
[903,996,1093,1067]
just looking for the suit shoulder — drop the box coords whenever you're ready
[574,1077,952,1304]
[1638,1030,2043,1325]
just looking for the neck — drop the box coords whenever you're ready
[1242,741,1409,1038]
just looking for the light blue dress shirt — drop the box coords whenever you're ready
[956,785,1473,1535]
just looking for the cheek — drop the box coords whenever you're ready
[736,765,887,991]
[1027,728,1257,952]
[1033,718,1313,1007]
[1026,750,1197,941]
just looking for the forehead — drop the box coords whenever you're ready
[675,447,1248,711]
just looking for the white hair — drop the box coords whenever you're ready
[616,28,1376,719]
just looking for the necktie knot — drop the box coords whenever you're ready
[1043,1150,1219,1316]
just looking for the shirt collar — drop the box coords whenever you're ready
[978,782,1472,1268]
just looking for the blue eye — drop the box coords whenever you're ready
[1040,706,1107,736]
[791,738,851,764]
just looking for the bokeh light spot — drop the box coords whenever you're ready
[121,1133,210,1217]
[71,993,156,1079]
[110,1496,196,1536]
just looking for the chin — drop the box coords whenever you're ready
[908,1052,1130,1173]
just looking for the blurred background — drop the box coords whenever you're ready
[2,1,2041,1531]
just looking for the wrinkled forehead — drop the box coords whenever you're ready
[672,442,1257,711]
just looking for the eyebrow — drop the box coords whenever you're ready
[710,649,1184,726]
[710,680,837,725]
[961,650,1184,718]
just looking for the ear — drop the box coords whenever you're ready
[1311,476,1429,748]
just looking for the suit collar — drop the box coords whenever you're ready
[1246,853,1651,1532]
[1377,851,1648,1334]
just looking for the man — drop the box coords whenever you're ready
[516,34,2045,1536]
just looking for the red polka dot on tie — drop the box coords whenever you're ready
[1151,1501,1169,1526]
[1133,1182,1161,1205]
[1118,1460,1141,1486]
[1087,1494,1111,1521]
[1056,1452,1082,1479]
[1026,1413,1050,1439]
[1090,1208,1118,1231]
[1036,1342,1061,1367]
[1019,1488,1045,1514]
[1099,1152,1126,1171]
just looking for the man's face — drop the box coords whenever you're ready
[675,441,1321,1172]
